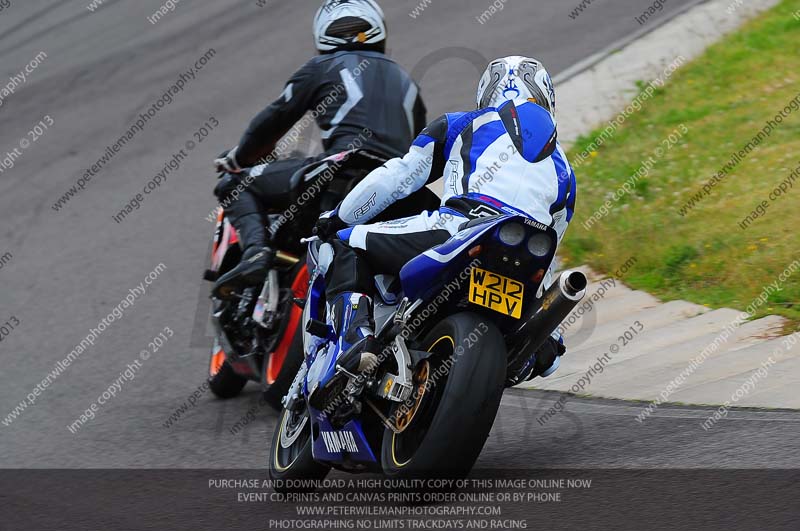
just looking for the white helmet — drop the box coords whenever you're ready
[477,56,556,118]
[313,0,387,53]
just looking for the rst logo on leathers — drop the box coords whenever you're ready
[321,430,359,453]
[353,193,377,220]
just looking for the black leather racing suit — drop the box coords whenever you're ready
[214,50,429,235]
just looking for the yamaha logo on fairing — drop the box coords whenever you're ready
[321,430,359,453]
[524,218,548,232]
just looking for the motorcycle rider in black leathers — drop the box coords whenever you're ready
[212,0,428,296]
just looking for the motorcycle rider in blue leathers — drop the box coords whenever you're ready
[315,56,577,380]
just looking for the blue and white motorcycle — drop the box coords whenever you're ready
[269,212,587,484]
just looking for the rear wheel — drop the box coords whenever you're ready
[208,338,248,399]
[262,264,309,410]
[269,405,330,491]
[381,313,506,478]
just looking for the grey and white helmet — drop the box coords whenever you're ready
[313,0,387,53]
[477,56,556,119]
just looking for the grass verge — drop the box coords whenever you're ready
[562,0,800,332]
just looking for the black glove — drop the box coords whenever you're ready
[313,214,348,241]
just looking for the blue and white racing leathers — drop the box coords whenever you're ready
[327,99,576,299]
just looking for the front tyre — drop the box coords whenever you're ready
[269,405,330,492]
[381,313,506,478]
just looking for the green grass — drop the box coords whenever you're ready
[561,0,800,332]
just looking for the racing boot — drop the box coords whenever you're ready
[213,212,273,299]
[308,293,380,412]
[336,294,381,375]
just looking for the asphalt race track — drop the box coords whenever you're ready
[4,0,797,480]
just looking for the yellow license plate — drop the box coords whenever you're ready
[468,268,524,318]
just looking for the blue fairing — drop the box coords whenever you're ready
[310,412,376,463]
[303,247,379,465]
